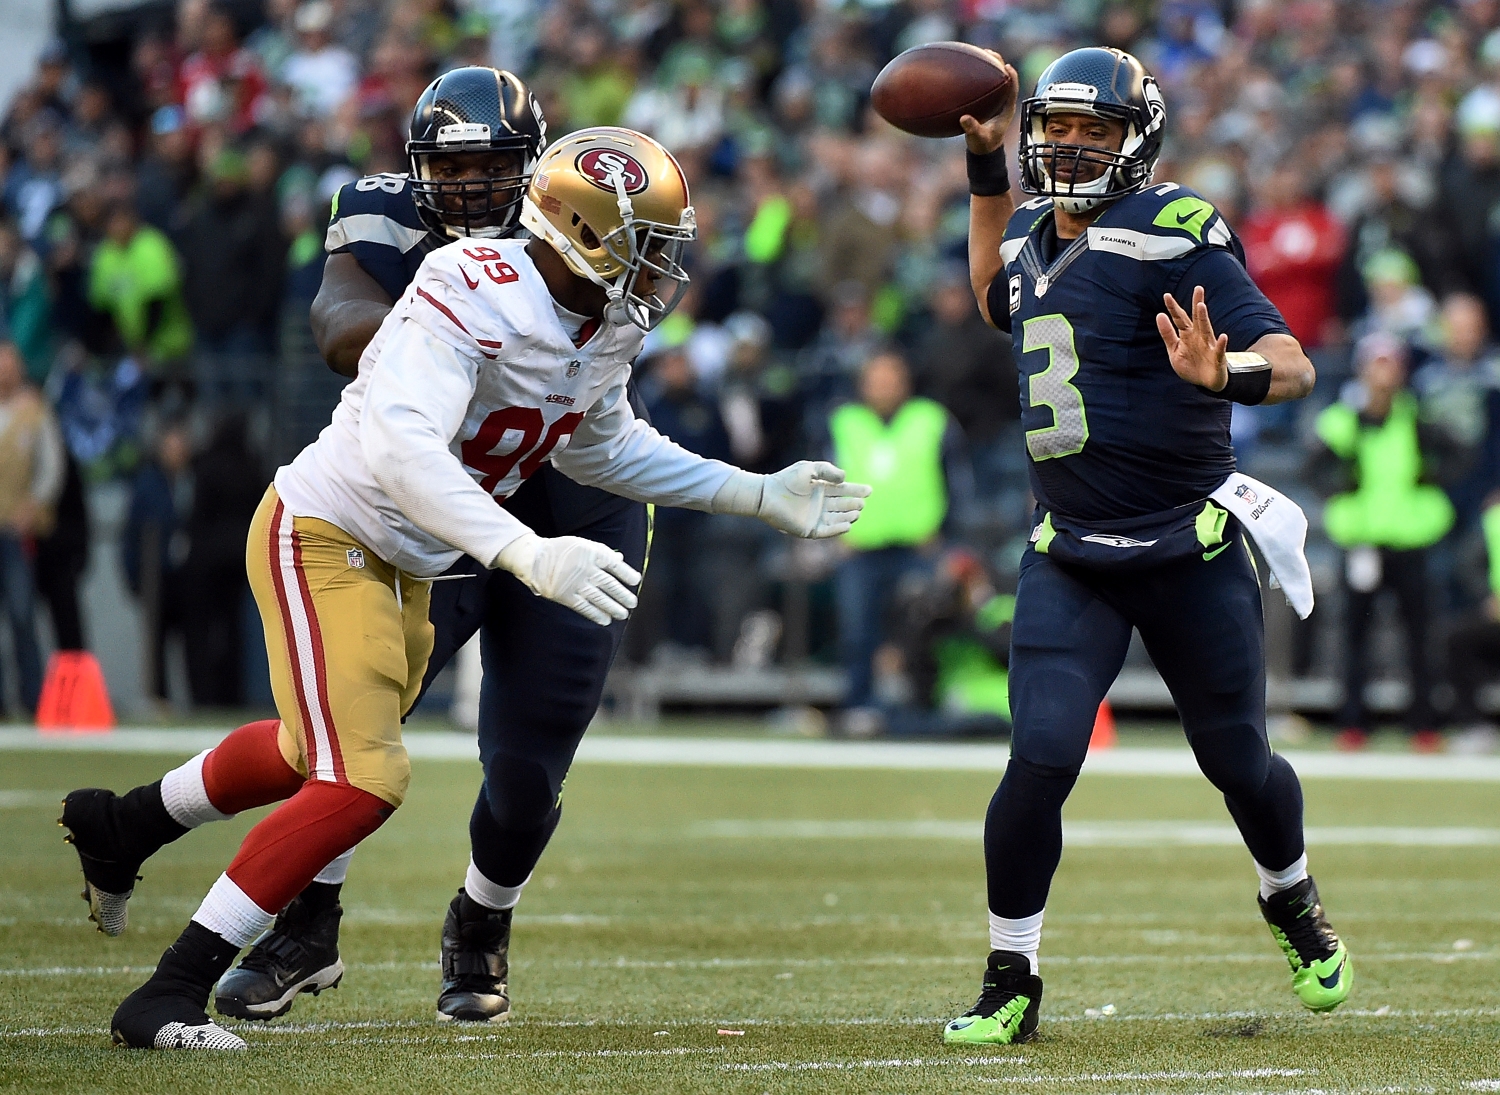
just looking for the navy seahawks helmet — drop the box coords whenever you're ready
[1017,47,1166,214]
[407,67,546,238]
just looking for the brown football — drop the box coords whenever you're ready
[870,42,1013,138]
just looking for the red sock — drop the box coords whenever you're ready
[202,719,306,815]
[225,781,392,914]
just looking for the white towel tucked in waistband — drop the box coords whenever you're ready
[1209,471,1314,620]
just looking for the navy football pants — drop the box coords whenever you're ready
[987,537,1305,919]
[415,467,649,889]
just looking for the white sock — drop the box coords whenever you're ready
[192,873,275,948]
[313,848,355,885]
[1255,852,1309,900]
[464,857,529,911]
[988,910,1044,974]
[160,750,234,828]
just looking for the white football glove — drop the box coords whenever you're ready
[712,461,872,539]
[492,532,641,626]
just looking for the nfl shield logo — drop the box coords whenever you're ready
[1234,484,1258,505]
[566,359,581,378]
[347,548,365,569]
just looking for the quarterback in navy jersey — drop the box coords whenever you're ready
[941,48,1350,1046]
[218,66,651,1024]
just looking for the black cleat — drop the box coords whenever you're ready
[112,923,246,1050]
[59,789,144,937]
[112,982,246,1050]
[214,896,344,1021]
[943,950,1043,1045]
[436,889,511,1023]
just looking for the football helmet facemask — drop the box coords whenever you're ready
[407,67,546,239]
[519,127,695,332]
[1018,47,1166,214]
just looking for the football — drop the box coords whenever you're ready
[870,42,1014,138]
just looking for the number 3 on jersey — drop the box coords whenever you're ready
[1021,314,1089,461]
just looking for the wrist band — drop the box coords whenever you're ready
[1207,352,1272,405]
[967,147,1010,196]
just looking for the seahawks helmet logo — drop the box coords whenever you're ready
[576,149,648,194]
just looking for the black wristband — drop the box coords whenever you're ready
[967,147,1010,196]
[1208,367,1272,405]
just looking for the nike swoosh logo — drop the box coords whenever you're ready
[1176,211,1197,225]
[461,267,480,290]
[1317,956,1345,989]
[1202,542,1231,561]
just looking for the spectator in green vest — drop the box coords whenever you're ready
[87,201,194,373]
[1310,331,1462,752]
[1444,492,1500,755]
[829,350,971,734]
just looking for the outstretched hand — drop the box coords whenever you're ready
[1156,285,1228,392]
[958,56,1020,155]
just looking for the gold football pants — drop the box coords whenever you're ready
[246,486,433,807]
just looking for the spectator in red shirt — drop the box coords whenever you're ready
[178,4,269,134]
[1239,160,1346,350]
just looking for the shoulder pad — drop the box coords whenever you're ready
[1102,183,1233,251]
[325,173,430,255]
[1000,197,1053,265]
[403,239,537,359]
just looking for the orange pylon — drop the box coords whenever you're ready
[36,651,115,732]
[1089,698,1117,750]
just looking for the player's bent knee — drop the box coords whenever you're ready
[481,756,561,832]
[1189,724,1271,800]
[349,745,411,809]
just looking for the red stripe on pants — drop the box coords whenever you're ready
[290,526,347,782]
[268,500,322,778]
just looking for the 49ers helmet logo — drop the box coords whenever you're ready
[576,148,648,194]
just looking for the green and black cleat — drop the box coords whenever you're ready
[943,950,1042,1045]
[1260,876,1352,1012]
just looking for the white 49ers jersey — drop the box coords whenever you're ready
[275,237,735,576]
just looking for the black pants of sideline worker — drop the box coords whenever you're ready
[1340,547,1433,732]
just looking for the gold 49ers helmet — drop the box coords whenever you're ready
[520,127,695,331]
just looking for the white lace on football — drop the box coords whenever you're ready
[152,1021,247,1050]
[85,882,131,937]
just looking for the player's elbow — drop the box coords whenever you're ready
[1283,352,1316,402]
[971,274,999,328]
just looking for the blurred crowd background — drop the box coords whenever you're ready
[6,0,1500,749]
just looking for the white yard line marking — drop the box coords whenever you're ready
[4,950,1496,979]
[468,1038,726,1056]
[9,1008,1500,1040]
[694,819,1500,846]
[0,790,65,808]
[978,1068,1309,1085]
[5,729,1500,781]
[725,1056,1027,1072]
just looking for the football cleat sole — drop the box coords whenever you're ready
[111,1020,247,1051]
[436,989,511,1024]
[214,960,344,1021]
[435,1004,511,1024]
[79,879,133,937]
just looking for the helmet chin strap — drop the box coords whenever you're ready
[522,200,635,327]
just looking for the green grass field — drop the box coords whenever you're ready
[3,736,1499,1093]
